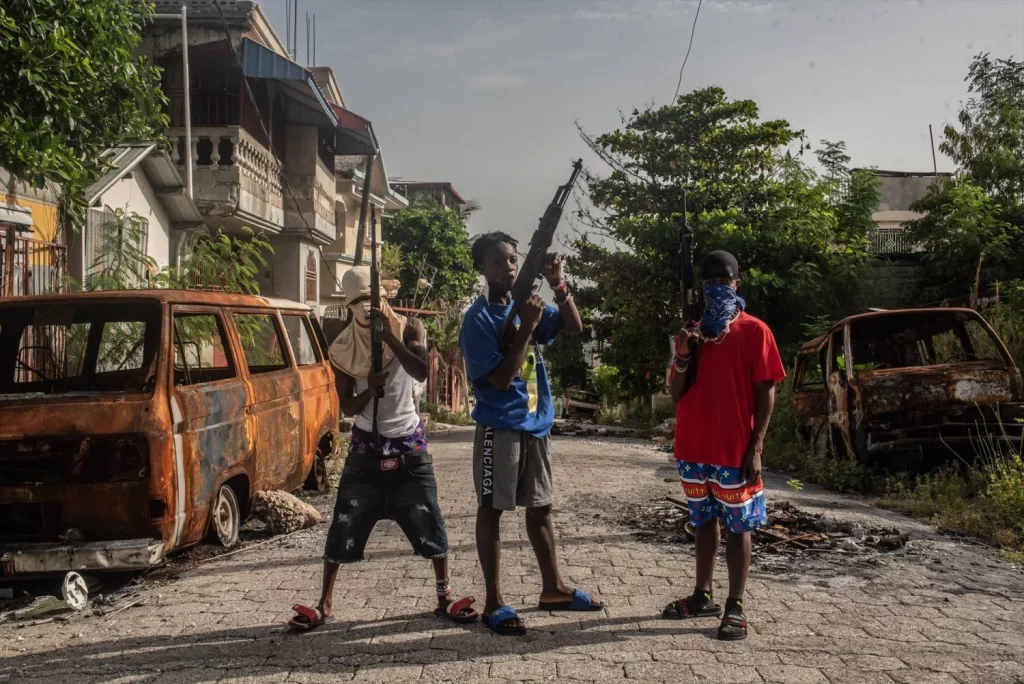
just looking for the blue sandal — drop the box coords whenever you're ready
[483,605,526,636]
[538,588,604,612]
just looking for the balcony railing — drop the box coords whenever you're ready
[1,231,67,297]
[167,126,284,229]
[869,228,920,256]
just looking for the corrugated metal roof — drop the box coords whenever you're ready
[240,38,337,129]
[86,143,157,204]
[86,143,203,227]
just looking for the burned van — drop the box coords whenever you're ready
[0,290,338,576]
[793,308,1024,465]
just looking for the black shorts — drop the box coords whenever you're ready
[323,457,449,564]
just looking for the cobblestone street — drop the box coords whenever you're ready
[2,430,1023,683]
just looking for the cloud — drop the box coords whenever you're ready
[709,0,776,14]
[467,73,532,91]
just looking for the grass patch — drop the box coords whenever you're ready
[421,401,474,426]
[764,377,1024,551]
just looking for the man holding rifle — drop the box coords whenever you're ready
[662,250,786,641]
[289,267,478,632]
[459,231,603,636]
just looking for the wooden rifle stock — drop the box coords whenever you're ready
[500,159,583,349]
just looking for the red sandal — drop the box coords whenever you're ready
[289,604,329,632]
[435,596,479,624]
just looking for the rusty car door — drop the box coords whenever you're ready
[280,313,334,479]
[793,347,830,454]
[826,326,856,457]
[168,306,252,548]
[230,310,305,493]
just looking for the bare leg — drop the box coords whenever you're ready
[476,505,506,615]
[725,530,751,601]
[317,560,341,618]
[525,505,575,603]
[693,518,720,593]
[432,555,451,611]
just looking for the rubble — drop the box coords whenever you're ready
[620,497,910,555]
[249,491,322,536]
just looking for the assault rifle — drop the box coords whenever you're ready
[369,203,383,445]
[500,159,583,349]
[353,151,383,444]
[678,186,699,383]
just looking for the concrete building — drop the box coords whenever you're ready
[389,180,466,211]
[142,1,406,313]
[853,169,952,255]
[0,169,64,297]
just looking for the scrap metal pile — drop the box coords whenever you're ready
[622,497,909,555]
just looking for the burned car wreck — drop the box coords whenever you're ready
[0,291,338,578]
[793,308,1024,466]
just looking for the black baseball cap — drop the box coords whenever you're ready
[701,250,740,280]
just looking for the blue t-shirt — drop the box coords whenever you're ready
[459,295,560,438]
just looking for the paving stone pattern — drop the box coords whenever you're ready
[2,431,1023,683]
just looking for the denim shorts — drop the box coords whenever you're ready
[323,428,449,564]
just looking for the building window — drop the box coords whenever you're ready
[86,207,150,285]
[305,250,318,304]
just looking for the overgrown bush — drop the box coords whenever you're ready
[421,401,473,426]
[591,365,622,407]
[767,374,1024,549]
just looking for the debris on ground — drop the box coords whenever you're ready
[620,497,910,555]
[551,420,642,438]
[250,490,322,535]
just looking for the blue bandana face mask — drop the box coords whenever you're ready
[700,283,745,339]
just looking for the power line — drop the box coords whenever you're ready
[211,0,346,293]
[672,0,704,103]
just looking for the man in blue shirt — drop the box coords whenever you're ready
[459,231,604,636]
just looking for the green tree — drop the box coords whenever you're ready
[158,227,273,295]
[545,304,594,396]
[909,178,1017,304]
[0,0,168,225]
[84,208,158,291]
[906,54,1024,303]
[382,205,477,303]
[571,87,874,400]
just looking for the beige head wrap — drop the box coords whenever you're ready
[328,266,406,378]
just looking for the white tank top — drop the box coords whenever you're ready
[353,360,420,438]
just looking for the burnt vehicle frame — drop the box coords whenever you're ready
[0,290,339,577]
[792,308,1024,465]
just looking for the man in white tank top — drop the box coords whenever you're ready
[289,267,477,631]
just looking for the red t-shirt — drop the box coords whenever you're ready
[674,312,787,468]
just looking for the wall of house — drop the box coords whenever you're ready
[282,125,335,241]
[877,175,946,212]
[869,259,921,308]
[97,171,174,268]
[261,236,321,309]
[0,168,60,242]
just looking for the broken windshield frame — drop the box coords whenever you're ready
[845,311,1010,374]
[0,300,162,396]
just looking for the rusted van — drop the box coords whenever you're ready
[793,308,1024,465]
[0,290,338,576]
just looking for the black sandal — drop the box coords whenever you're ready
[661,596,722,620]
[717,613,748,641]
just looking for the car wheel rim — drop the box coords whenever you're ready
[214,487,238,546]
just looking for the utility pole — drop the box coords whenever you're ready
[929,124,939,180]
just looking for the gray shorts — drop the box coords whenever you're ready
[473,424,553,511]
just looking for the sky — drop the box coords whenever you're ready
[262,0,1024,247]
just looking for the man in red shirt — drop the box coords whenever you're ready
[662,250,786,641]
